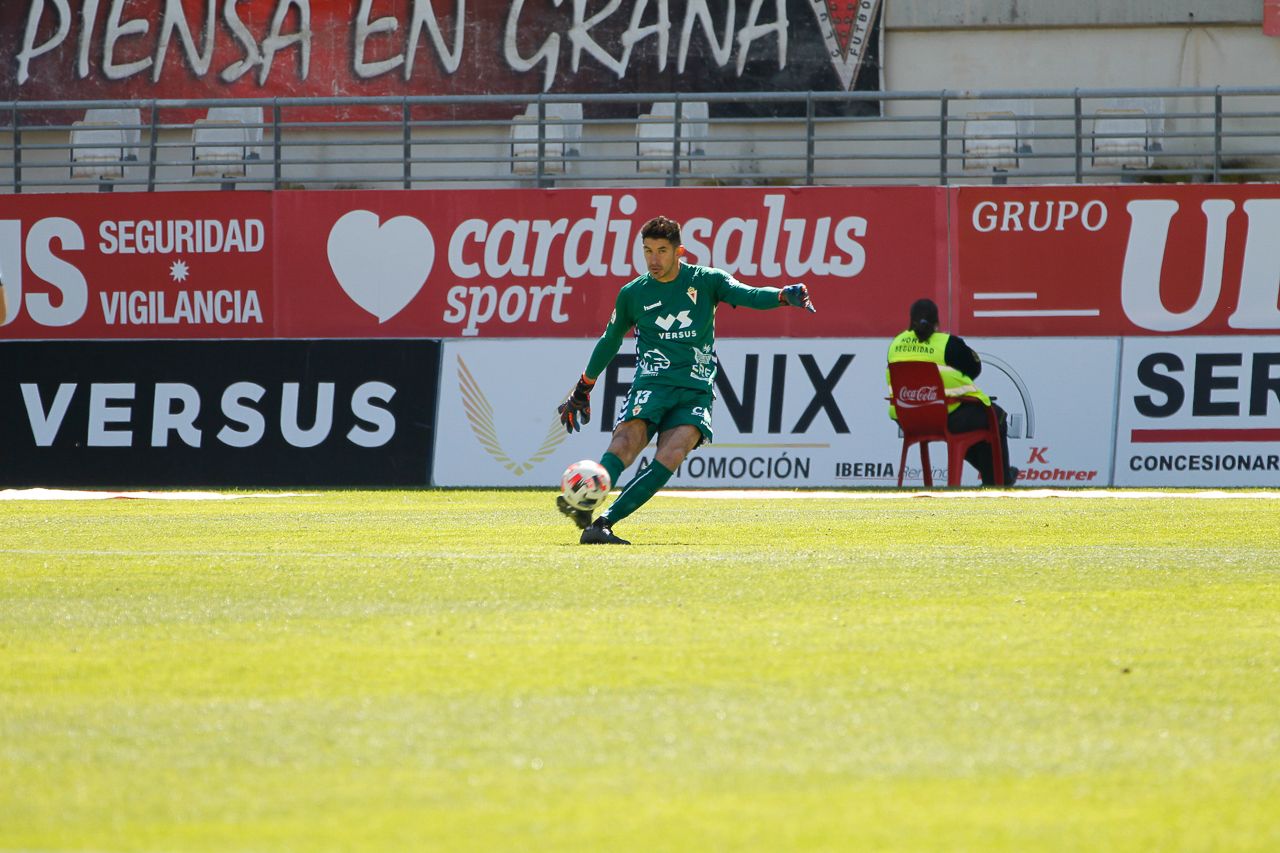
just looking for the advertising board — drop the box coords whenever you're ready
[0,186,944,341]
[274,185,945,339]
[1114,337,1280,487]
[953,185,1280,338]
[0,339,439,486]
[0,193,274,340]
[433,336,1118,488]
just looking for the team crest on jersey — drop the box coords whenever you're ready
[687,287,697,304]
[633,405,642,416]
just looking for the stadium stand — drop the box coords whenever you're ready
[69,107,141,190]
[192,106,264,188]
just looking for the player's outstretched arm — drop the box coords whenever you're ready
[780,283,817,313]
[558,373,595,433]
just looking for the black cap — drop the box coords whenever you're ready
[910,298,939,325]
[909,298,939,341]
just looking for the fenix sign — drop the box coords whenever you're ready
[434,339,867,488]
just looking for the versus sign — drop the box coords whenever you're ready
[0,339,439,486]
[1,1,882,116]
[1115,337,1280,487]
[954,185,1280,337]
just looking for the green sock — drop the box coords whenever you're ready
[599,452,626,489]
[601,460,674,525]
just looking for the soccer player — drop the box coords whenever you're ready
[556,215,816,544]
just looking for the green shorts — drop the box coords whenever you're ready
[616,381,715,444]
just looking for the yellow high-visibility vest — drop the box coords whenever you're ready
[886,330,990,418]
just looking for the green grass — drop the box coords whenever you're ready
[2,490,1279,851]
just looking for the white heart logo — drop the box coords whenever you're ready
[326,210,433,323]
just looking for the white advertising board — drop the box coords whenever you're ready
[435,338,880,488]
[960,338,1120,487]
[873,337,1118,488]
[1114,337,1280,487]
[435,337,1121,488]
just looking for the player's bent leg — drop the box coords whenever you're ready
[653,423,704,471]
[594,424,701,534]
[603,419,652,479]
[556,419,651,531]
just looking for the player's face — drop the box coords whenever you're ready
[642,238,681,282]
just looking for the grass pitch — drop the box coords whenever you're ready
[2,489,1279,851]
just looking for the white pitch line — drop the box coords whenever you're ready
[0,489,300,501]
[657,489,1280,500]
[0,548,499,559]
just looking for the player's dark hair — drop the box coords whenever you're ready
[909,298,939,341]
[640,216,681,246]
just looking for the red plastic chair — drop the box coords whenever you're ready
[888,361,1004,487]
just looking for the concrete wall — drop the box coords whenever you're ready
[887,0,1262,29]
[885,25,1278,90]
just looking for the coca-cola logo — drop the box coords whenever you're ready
[897,385,938,404]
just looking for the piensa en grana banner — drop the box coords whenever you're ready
[1,1,884,118]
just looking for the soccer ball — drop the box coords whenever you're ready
[560,459,612,511]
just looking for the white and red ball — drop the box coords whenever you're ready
[560,459,611,511]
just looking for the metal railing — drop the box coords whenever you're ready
[3,86,1280,193]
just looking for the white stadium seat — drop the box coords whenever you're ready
[193,106,264,180]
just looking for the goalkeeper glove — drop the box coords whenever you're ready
[558,374,595,433]
[780,283,816,313]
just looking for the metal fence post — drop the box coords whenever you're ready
[403,99,412,190]
[805,92,815,186]
[1074,91,1083,184]
[273,101,282,189]
[11,106,20,194]
[1213,88,1223,183]
[939,94,949,185]
[536,98,546,188]
[671,98,683,188]
[147,102,159,192]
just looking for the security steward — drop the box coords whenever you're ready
[887,298,1017,486]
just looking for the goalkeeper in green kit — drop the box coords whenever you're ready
[556,215,817,544]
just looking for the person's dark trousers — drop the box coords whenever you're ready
[948,402,1012,485]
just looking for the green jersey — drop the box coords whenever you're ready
[585,263,782,390]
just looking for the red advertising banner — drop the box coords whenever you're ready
[1266,0,1280,37]
[1,192,274,339]
[952,185,1280,337]
[272,185,946,339]
[1,1,883,118]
